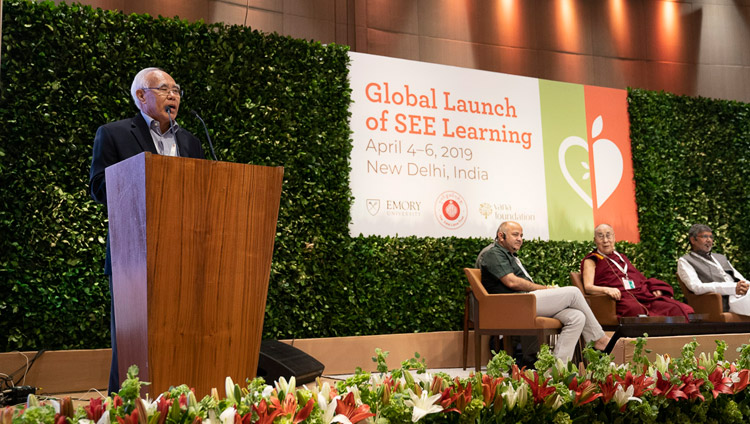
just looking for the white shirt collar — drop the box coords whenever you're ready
[141,111,178,135]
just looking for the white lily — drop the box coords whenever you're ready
[225,377,236,403]
[204,409,218,424]
[144,394,162,415]
[219,407,236,424]
[613,384,641,410]
[503,385,516,411]
[188,391,198,408]
[654,354,670,374]
[544,357,567,378]
[347,385,362,404]
[503,383,529,411]
[413,371,434,387]
[369,373,387,387]
[49,398,61,414]
[547,393,564,411]
[26,394,40,408]
[403,389,443,422]
[261,385,274,399]
[96,410,110,424]
[313,381,334,405]
[520,385,530,409]
[318,396,348,424]
[275,376,296,396]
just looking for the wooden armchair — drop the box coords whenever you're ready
[462,286,476,370]
[569,272,619,330]
[463,268,562,371]
[676,273,750,323]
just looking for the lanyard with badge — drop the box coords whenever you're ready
[599,250,636,290]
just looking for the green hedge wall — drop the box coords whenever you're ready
[628,89,750,277]
[2,0,750,352]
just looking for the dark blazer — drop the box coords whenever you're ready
[90,113,205,205]
[89,112,205,273]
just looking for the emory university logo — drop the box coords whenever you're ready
[366,199,380,215]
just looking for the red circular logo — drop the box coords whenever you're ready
[442,200,460,221]
[434,191,467,229]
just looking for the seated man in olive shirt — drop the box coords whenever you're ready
[478,221,610,361]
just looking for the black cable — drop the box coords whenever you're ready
[10,349,45,386]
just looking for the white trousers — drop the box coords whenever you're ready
[532,286,606,361]
[729,294,750,316]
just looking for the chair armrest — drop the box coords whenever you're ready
[477,293,538,329]
[686,292,725,322]
[585,294,619,326]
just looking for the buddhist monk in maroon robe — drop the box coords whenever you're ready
[580,224,694,319]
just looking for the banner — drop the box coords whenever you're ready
[348,52,639,242]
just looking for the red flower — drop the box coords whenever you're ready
[430,376,445,395]
[511,364,523,381]
[481,374,504,406]
[732,369,750,394]
[111,395,123,409]
[116,409,139,424]
[568,377,602,407]
[520,372,556,404]
[652,371,687,401]
[679,373,705,401]
[270,392,314,424]
[707,367,733,398]
[438,387,460,414]
[59,397,74,419]
[252,399,281,424]
[597,374,618,404]
[178,394,188,410]
[155,397,172,424]
[293,399,314,424]
[615,371,654,398]
[383,375,395,390]
[335,392,375,424]
[271,392,298,416]
[238,412,251,424]
[85,397,104,422]
[454,381,473,412]
[439,380,472,414]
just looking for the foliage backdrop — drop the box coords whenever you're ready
[1,0,750,351]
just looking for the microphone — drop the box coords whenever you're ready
[190,110,218,161]
[165,106,178,133]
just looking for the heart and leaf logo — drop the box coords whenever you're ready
[558,115,623,209]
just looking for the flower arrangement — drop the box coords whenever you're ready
[4,338,750,423]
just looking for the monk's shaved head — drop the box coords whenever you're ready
[594,223,613,234]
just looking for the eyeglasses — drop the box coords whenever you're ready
[595,233,614,241]
[143,85,183,97]
[696,234,714,240]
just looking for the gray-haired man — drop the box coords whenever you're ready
[90,67,205,394]
[677,224,750,316]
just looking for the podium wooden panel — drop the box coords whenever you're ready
[105,152,283,396]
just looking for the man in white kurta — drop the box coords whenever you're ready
[677,224,750,316]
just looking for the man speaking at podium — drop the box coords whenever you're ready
[89,67,204,394]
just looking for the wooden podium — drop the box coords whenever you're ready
[105,152,283,396]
